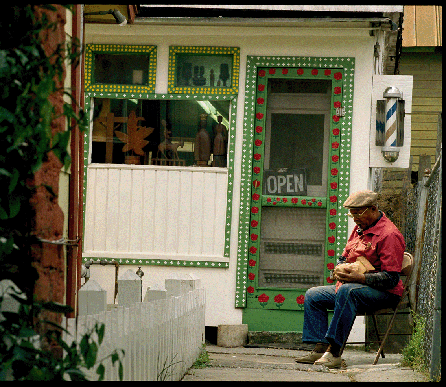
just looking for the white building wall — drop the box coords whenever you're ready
[85,23,377,328]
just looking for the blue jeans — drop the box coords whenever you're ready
[302,283,400,348]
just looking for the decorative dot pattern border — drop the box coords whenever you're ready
[82,92,238,267]
[235,55,355,308]
[84,44,157,94]
[168,46,240,95]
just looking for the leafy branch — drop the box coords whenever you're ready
[0,5,122,381]
[0,291,124,381]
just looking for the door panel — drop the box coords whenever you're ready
[259,207,326,289]
[245,69,344,311]
[259,88,330,290]
[239,58,354,319]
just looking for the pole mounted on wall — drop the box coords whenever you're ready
[376,86,405,162]
[84,9,127,26]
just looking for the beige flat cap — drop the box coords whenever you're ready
[343,190,378,208]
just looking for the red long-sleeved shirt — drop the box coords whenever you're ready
[338,212,405,297]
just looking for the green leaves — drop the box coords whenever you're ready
[0,4,116,382]
[1,295,126,381]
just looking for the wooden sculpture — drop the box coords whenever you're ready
[194,113,211,166]
[115,111,154,163]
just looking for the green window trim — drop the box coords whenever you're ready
[168,46,240,95]
[82,256,229,268]
[84,44,157,94]
[82,92,238,267]
[235,56,355,308]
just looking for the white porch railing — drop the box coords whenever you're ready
[83,164,228,262]
[62,276,205,381]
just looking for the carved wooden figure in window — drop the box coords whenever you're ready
[194,113,211,166]
[114,110,154,164]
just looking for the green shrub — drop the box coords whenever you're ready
[401,311,427,374]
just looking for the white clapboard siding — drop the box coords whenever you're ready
[84,165,228,261]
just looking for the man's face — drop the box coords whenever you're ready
[348,206,376,229]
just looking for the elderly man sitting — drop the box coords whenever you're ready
[295,190,405,369]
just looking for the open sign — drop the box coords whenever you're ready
[262,169,307,196]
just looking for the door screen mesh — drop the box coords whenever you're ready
[259,207,326,289]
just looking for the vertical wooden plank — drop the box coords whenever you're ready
[84,167,96,251]
[103,310,113,381]
[136,303,143,381]
[130,304,138,381]
[106,168,120,252]
[86,167,229,262]
[141,303,150,381]
[402,5,416,47]
[416,6,438,46]
[154,170,168,253]
[213,172,228,256]
[93,168,108,251]
[142,169,156,252]
[165,170,180,253]
[130,169,144,252]
[151,300,160,381]
[105,112,115,163]
[110,307,119,381]
[123,307,130,381]
[177,170,192,255]
[117,169,131,252]
[189,171,204,254]
[201,172,216,255]
[156,299,163,381]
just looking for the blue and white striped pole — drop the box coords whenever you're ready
[384,97,398,147]
[382,86,402,162]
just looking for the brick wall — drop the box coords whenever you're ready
[29,5,67,327]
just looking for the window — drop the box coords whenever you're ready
[168,46,240,95]
[84,44,157,94]
[91,98,231,167]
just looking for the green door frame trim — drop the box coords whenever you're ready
[82,92,237,267]
[235,55,355,308]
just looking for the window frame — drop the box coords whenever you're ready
[82,93,238,268]
[168,45,240,95]
[84,44,157,94]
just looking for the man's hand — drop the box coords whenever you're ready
[334,265,366,284]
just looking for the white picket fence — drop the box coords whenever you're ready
[62,276,205,381]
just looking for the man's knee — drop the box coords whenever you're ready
[305,286,322,300]
[305,285,333,304]
[335,283,365,298]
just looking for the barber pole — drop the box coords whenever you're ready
[384,96,398,148]
[380,86,403,162]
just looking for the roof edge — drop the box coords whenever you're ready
[140,5,404,13]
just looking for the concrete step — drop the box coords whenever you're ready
[246,331,312,350]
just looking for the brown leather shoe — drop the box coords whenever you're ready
[314,351,345,369]
[294,351,324,364]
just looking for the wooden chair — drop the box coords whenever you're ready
[343,252,414,365]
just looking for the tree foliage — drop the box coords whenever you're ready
[0,4,87,296]
[0,5,124,380]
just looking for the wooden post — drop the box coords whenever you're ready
[143,285,167,302]
[118,269,142,307]
[418,154,432,181]
[93,113,128,163]
[78,279,107,316]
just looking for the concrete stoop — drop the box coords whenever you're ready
[245,331,311,350]
[217,324,249,347]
